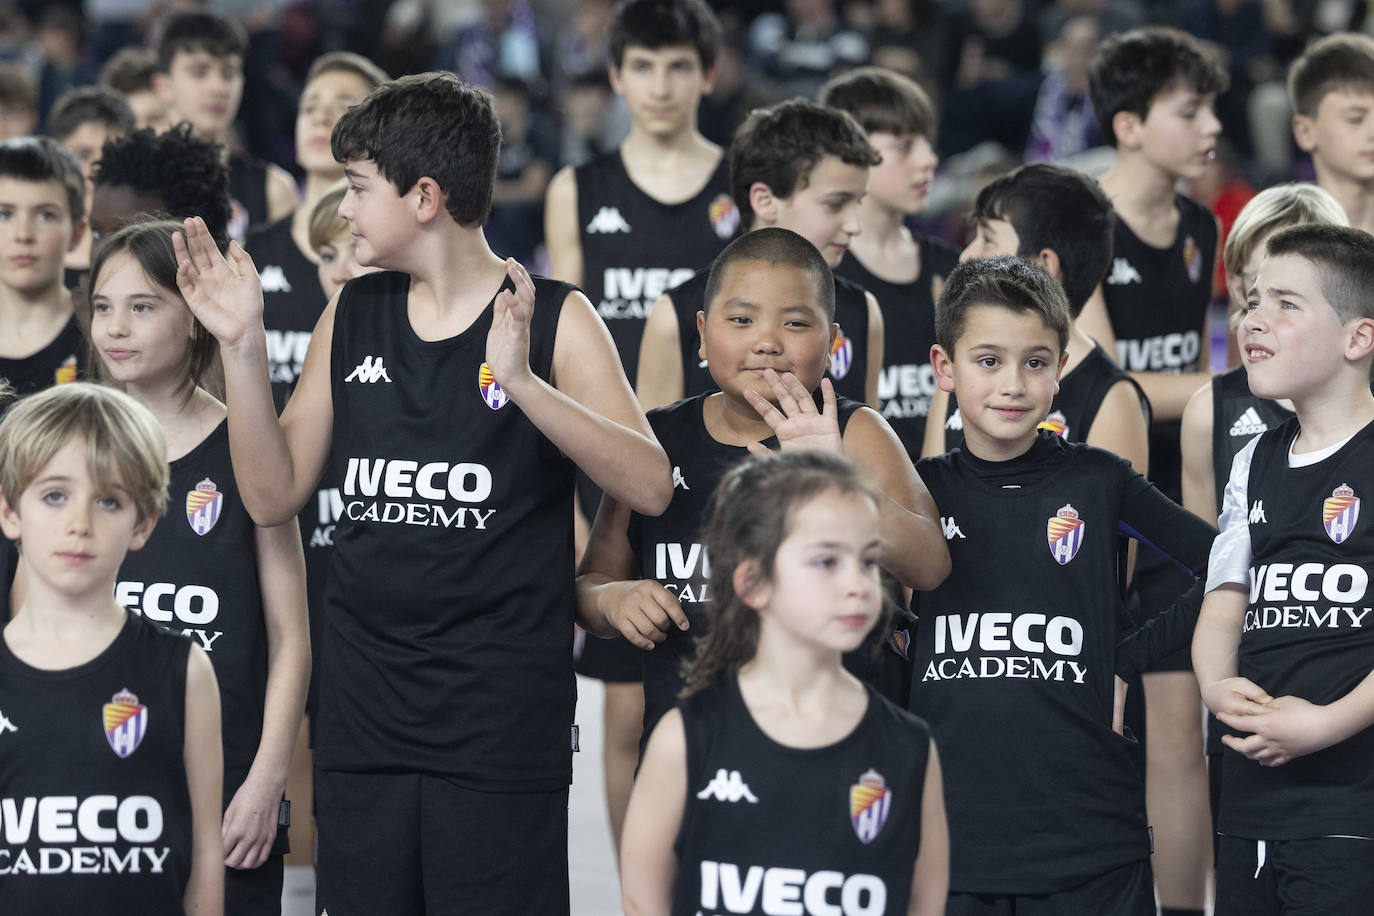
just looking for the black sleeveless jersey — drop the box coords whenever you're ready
[911,435,1204,892]
[246,215,325,412]
[0,612,192,912]
[0,314,84,403]
[1222,417,1374,840]
[672,676,930,916]
[228,152,273,242]
[667,267,872,403]
[630,392,865,740]
[297,458,342,729]
[836,240,958,460]
[941,341,1150,453]
[316,270,578,791]
[574,150,738,384]
[1210,366,1294,511]
[115,420,268,795]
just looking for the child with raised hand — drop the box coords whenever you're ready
[87,220,309,915]
[0,382,223,915]
[620,448,949,916]
[174,71,670,914]
[578,227,947,753]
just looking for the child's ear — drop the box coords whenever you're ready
[0,488,20,542]
[1036,248,1062,283]
[126,513,159,552]
[1055,348,1070,392]
[412,176,444,224]
[696,310,708,362]
[701,63,719,96]
[67,217,86,254]
[1111,110,1143,150]
[1345,315,1374,364]
[1292,113,1316,153]
[606,61,624,95]
[733,559,770,611]
[748,182,779,227]
[930,343,956,393]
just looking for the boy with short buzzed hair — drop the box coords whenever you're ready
[1195,223,1374,914]
[48,85,135,278]
[820,66,957,459]
[155,11,297,237]
[637,98,885,411]
[913,255,1216,915]
[0,137,87,402]
[1289,33,1374,236]
[176,70,672,915]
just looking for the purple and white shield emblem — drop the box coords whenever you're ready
[186,478,222,536]
[850,769,891,844]
[1047,504,1084,566]
[1323,484,1360,545]
[103,689,147,759]
[828,331,853,381]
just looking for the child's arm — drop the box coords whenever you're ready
[863,291,884,410]
[1085,380,1150,478]
[223,520,310,870]
[746,371,950,590]
[175,217,334,526]
[1130,368,1213,423]
[543,167,583,286]
[907,741,949,916]
[1222,666,1374,767]
[1180,382,1218,525]
[183,644,224,916]
[577,493,689,648]
[1194,583,1273,724]
[920,386,949,459]
[491,259,672,515]
[636,294,686,411]
[620,708,687,916]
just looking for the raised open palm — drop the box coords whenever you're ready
[173,216,266,350]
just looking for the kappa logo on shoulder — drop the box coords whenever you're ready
[586,206,632,234]
[259,264,292,293]
[1249,500,1267,524]
[1106,258,1142,286]
[697,769,758,803]
[941,516,964,540]
[945,408,962,431]
[673,466,690,490]
[345,356,391,384]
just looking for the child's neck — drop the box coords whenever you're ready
[289,170,343,259]
[1314,164,1374,235]
[403,225,509,336]
[126,381,225,460]
[703,391,778,447]
[5,592,127,671]
[621,123,713,162]
[736,635,867,749]
[1102,155,1180,243]
[849,196,918,283]
[0,282,72,357]
[961,426,1039,464]
[1290,378,1374,453]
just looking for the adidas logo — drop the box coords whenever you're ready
[585,206,632,234]
[945,409,963,431]
[696,769,758,803]
[673,466,690,490]
[344,355,392,384]
[1249,500,1267,524]
[1229,407,1267,437]
[941,516,965,540]
[1106,258,1143,286]
[259,264,292,293]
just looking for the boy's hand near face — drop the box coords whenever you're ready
[745,371,842,455]
[174,216,264,352]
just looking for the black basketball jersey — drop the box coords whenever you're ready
[297,458,342,729]
[228,153,273,242]
[574,150,738,383]
[247,215,325,412]
[115,420,268,794]
[0,612,192,912]
[941,341,1150,452]
[673,676,930,916]
[631,392,864,740]
[316,270,577,791]
[1210,366,1294,511]
[1221,417,1374,840]
[911,435,1199,893]
[667,267,872,403]
[835,240,958,460]
[0,315,84,403]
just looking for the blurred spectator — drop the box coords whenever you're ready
[938,0,1045,157]
[860,0,950,94]
[0,61,36,139]
[698,35,776,146]
[1025,15,1102,162]
[486,74,557,265]
[557,69,623,167]
[1040,0,1144,48]
[749,0,869,98]
[1180,0,1274,162]
[435,0,545,89]
[33,6,98,132]
[99,47,169,132]
[553,0,614,87]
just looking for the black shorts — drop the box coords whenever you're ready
[1216,834,1374,916]
[1130,562,1195,672]
[946,858,1154,916]
[574,630,644,683]
[226,852,284,916]
[314,769,570,916]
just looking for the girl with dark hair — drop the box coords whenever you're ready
[87,219,310,916]
[620,448,949,916]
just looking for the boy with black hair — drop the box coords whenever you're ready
[0,137,87,400]
[1289,33,1374,236]
[1088,30,1227,912]
[155,11,297,237]
[99,46,169,132]
[819,66,957,459]
[48,86,135,278]
[926,163,1149,478]
[637,98,885,410]
[1195,223,1374,914]
[175,71,672,915]
[913,255,1217,915]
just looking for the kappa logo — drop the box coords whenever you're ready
[673,466,690,490]
[1106,258,1142,286]
[585,206,632,234]
[697,769,758,803]
[941,516,964,540]
[259,264,292,293]
[1230,407,1267,437]
[1249,500,1267,524]
[1323,484,1360,545]
[945,408,962,431]
[1047,504,1084,565]
[103,689,147,759]
[186,478,223,536]
[345,356,391,384]
[0,709,15,735]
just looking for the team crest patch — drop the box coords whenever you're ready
[850,769,891,844]
[1323,484,1360,545]
[1183,236,1202,285]
[708,193,740,240]
[186,478,223,536]
[1038,410,1069,438]
[1047,504,1084,565]
[479,363,508,410]
[887,627,911,661]
[828,328,853,380]
[103,689,147,758]
[55,354,77,386]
